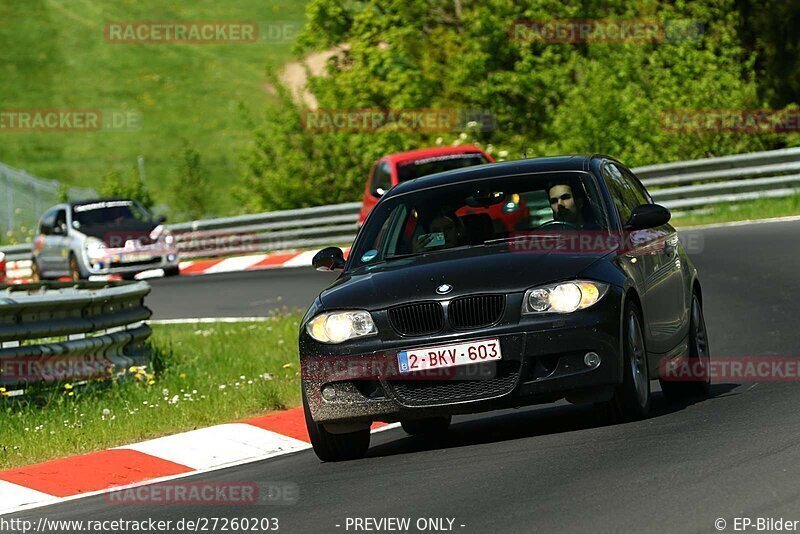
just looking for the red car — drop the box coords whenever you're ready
[0,251,6,283]
[358,145,494,225]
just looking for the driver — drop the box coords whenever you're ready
[547,182,586,228]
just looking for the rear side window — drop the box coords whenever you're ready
[39,209,57,235]
[370,162,392,197]
[54,209,67,233]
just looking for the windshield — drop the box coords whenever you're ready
[397,153,489,182]
[352,171,610,268]
[71,200,153,226]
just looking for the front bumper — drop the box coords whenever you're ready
[84,248,179,275]
[300,287,624,426]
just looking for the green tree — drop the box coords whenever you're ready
[240,0,798,211]
[170,141,212,221]
[99,168,154,210]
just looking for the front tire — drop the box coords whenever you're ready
[302,390,370,462]
[598,301,651,422]
[163,266,180,277]
[68,254,83,282]
[30,260,43,282]
[660,293,711,401]
[401,416,451,437]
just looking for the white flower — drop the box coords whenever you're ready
[218,385,226,390]
[466,121,478,128]
[435,137,443,145]
[459,132,468,140]
[498,150,509,158]
[102,408,111,416]
[162,389,169,396]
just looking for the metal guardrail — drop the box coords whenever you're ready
[169,202,362,259]
[0,281,152,388]
[2,148,799,262]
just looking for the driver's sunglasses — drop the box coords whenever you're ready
[549,193,572,204]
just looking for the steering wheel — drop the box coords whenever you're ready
[536,220,579,231]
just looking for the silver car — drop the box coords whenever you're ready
[31,198,180,281]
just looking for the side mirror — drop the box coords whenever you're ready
[624,204,671,230]
[155,215,167,224]
[53,224,65,235]
[312,246,346,272]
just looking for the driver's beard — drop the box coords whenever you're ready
[556,207,578,223]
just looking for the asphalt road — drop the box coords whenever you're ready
[12,219,800,533]
[146,266,330,319]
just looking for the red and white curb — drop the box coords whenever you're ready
[0,407,398,516]
[2,249,349,284]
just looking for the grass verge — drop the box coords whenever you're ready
[0,314,303,470]
[671,193,800,227]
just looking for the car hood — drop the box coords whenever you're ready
[77,222,159,246]
[319,246,611,310]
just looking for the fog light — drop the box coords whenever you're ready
[167,254,176,262]
[584,352,600,368]
[321,385,336,401]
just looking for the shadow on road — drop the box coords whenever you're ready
[367,382,739,459]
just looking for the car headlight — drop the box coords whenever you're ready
[151,226,174,246]
[523,280,609,314]
[306,310,377,344]
[84,237,106,260]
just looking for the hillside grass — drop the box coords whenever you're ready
[0,0,306,216]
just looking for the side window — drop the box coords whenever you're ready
[39,210,56,235]
[619,166,653,205]
[370,162,392,197]
[602,163,648,224]
[54,209,67,234]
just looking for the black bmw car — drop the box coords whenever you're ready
[300,155,711,461]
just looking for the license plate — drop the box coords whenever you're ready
[124,253,152,263]
[397,338,501,374]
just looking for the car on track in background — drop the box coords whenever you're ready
[358,145,494,225]
[301,155,711,461]
[31,198,180,281]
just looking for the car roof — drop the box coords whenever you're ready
[382,145,488,165]
[67,197,136,208]
[384,155,606,198]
